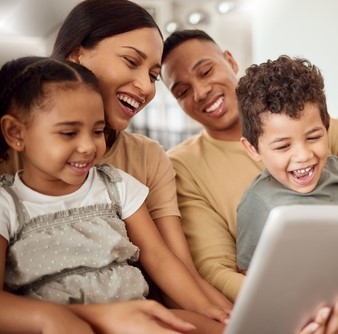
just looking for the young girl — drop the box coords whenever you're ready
[0,56,227,333]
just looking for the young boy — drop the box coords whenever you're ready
[236,55,338,273]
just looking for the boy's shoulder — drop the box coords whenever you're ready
[325,155,338,171]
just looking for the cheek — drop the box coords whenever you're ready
[147,86,156,103]
[260,150,287,172]
[180,99,194,117]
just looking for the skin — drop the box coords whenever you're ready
[241,103,329,194]
[161,37,338,333]
[299,302,338,334]
[68,27,232,314]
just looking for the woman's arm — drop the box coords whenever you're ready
[155,215,233,311]
[125,204,229,324]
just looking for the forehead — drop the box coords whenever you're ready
[260,104,324,135]
[161,39,224,85]
[97,27,163,60]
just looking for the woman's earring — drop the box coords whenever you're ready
[17,142,21,146]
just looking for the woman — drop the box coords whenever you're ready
[50,0,231,315]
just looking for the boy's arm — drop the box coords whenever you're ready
[236,191,271,273]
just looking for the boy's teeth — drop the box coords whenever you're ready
[295,166,312,174]
[205,97,224,113]
[117,93,140,108]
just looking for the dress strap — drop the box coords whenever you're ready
[0,173,30,238]
[96,164,122,218]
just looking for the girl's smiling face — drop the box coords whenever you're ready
[20,84,106,196]
[71,27,163,132]
[247,103,329,193]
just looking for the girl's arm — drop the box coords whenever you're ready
[0,237,94,334]
[0,236,195,334]
[155,215,233,311]
[125,204,230,324]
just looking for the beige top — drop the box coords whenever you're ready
[101,131,180,220]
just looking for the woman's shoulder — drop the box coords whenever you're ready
[116,131,165,151]
[101,131,173,186]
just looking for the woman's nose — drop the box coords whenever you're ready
[133,72,154,97]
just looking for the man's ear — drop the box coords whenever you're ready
[1,115,25,152]
[240,136,262,161]
[223,50,239,75]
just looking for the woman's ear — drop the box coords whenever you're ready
[240,137,262,161]
[68,46,83,64]
[1,115,25,152]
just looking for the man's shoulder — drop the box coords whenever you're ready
[167,133,204,159]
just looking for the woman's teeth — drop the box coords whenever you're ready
[117,93,140,109]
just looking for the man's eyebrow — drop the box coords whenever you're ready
[122,46,161,69]
[192,58,209,71]
[170,59,209,92]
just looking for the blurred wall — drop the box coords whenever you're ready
[252,0,338,117]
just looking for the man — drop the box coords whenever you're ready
[160,29,338,302]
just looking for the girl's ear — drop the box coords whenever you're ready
[1,115,25,152]
[240,136,262,161]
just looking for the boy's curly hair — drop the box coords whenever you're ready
[236,55,329,150]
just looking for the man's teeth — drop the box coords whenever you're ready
[117,93,140,109]
[70,162,88,168]
[205,97,224,113]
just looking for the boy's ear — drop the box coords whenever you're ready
[240,137,262,161]
[0,115,25,152]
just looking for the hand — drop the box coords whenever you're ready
[298,301,338,334]
[196,302,231,324]
[70,300,197,334]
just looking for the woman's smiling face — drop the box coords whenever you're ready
[72,27,163,131]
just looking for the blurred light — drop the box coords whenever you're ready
[217,0,235,14]
[187,10,209,25]
[165,20,182,34]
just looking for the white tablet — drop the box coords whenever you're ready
[225,204,338,334]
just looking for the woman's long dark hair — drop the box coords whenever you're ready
[51,0,162,147]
